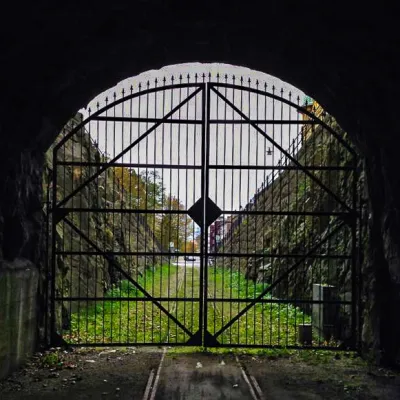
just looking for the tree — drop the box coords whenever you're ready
[114,167,166,238]
[180,240,198,253]
[113,166,146,208]
[160,196,193,251]
[114,167,193,248]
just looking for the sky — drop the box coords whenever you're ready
[78,63,307,215]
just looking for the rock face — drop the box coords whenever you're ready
[44,114,163,330]
[220,113,364,343]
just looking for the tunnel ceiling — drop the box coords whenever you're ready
[1,2,399,156]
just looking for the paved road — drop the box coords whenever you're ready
[173,258,201,268]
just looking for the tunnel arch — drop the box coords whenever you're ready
[48,67,361,348]
[1,3,400,371]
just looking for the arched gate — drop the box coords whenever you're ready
[49,75,361,349]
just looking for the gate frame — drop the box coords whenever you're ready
[48,78,361,350]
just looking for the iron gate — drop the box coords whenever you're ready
[49,75,360,349]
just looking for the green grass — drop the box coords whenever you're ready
[65,264,312,347]
[65,264,187,344]
[206,267,311,346]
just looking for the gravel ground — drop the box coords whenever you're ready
[1,347,399,399]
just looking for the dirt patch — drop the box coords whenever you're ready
[239,352,400,399]
[1,348,400,399]
[0,347,162,399]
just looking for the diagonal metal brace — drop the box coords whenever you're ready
[62,217,193,337]
[213,221,345,339]
[56,85,204,209]
[211,86,352,213]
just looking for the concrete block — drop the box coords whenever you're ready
[0,261,39,379]
[312,284,340,341]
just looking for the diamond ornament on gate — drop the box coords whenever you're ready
[187,197,222,228]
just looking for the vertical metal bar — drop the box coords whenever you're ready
[44,168,51,344]
[238,78,244,344]
[111,95,117,344]
[357,161,363,351]
[192,74,198,336]
[167,77,174,342]
[83,116,90,344]
[94,104,100,344]
[136,85,141,343]
[77,120,82,343]
[204,80,211,342]
[269,85,276,346]
[50,144,58,344]
[103,98,109,345]
[127,86,133,344]
[246,78,251,346]
[199,80,206,342]
[262,82,268,347]
[70,119,77,343]
[277,88,284,346]
[285,93,292,347]
[184,75,190,340]
[222,75,229,344]
[144,81,150,343]
[293,95,300,346]
[153,79,158,344]
[160,78,166,342]
[230,77,236,344]
[175,77,182,343]
[214,76,219,339]
[351,154,358,348]
[254,79,259,346]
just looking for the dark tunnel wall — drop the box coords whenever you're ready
[0,2,400,375]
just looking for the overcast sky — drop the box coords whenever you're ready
[78,63,307,216]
